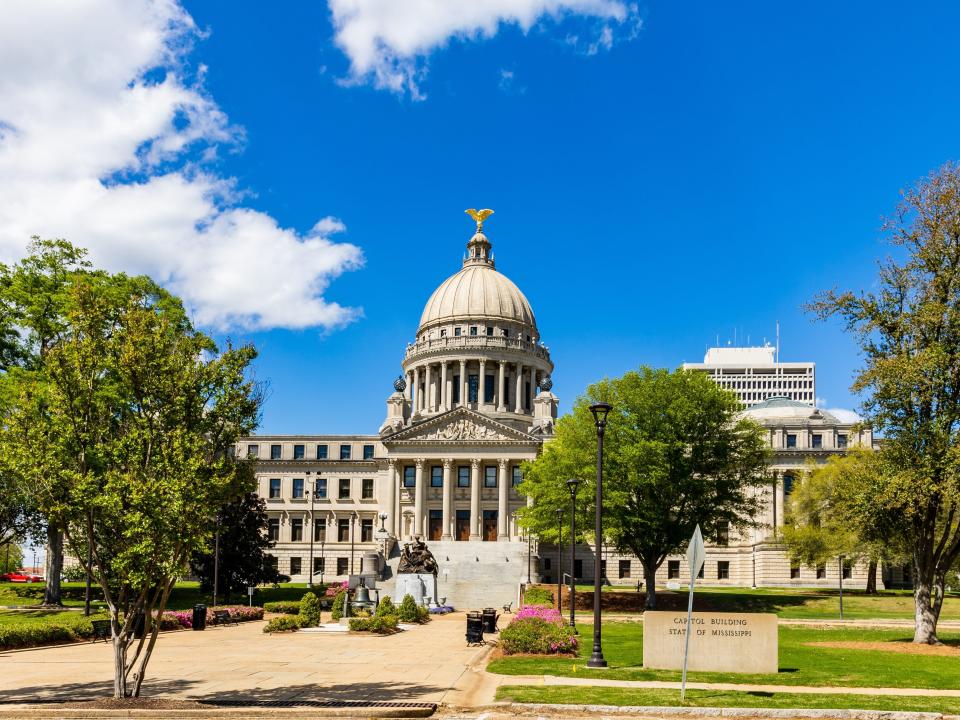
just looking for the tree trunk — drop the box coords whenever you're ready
[865,560,878,595]
[112,621,129,698]
[643,562,657,609]
[913,570,941,644]
[43,525,63,606]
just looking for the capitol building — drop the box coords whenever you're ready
[239,213,875,607]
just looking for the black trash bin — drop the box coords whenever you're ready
[192,604,207,631]
[466,612,484,645]
[482,607,498,633]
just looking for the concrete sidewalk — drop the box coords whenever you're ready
[0,613,492,707]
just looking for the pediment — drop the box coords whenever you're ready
[383,407,535,445]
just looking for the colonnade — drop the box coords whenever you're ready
[405,359,538,415]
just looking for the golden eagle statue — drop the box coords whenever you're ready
[465,208,494,233]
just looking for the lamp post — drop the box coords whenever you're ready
[213,513,220,608]
[587,401,612,669]
[527,532,532,584]
[350,511,357,576]
[307,483,316,588]
[567,478,580,631]
[319,537,325,585]
[556,507,563,613]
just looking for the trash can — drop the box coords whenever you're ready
[192,604,207,631]
[466,612,484,645]
[482,607,498,633]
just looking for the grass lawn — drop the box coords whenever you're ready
[487,622,960,689]
[0,608,107,625]
[495,686,960,713]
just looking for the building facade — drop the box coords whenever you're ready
[683,346,816,407]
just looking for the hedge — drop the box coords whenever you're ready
[263,600,301,615]
[349,614,399,634]
[0,612,109,650]
[263,616,300,633]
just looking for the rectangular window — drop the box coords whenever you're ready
[574,559,583,579]
[468,375,479,402]
[338,519,349,542]
[336,557,348,576]
[361,518,373,542]
[484,466,497,488]
[543,557,551,570]
[837,434,848,449]
[315,478,327,499]
[291,518,303,541]
[340,444,351,460]
[786,434,797,448]
[457,466,470,487]
[362,478,374,499]
[790,565,800,579]
[316,444,328,459]
[270,444,282,460]
[431,466,443,487]
[266,555,278,573]
[842,560,852,579]
[512,467,522,487]
[267,518,279,541]
[314,519,326,542]
[314,556,325,575]
[600,559,607,577]
[292,478,304,499]
[619,560,631,578]
[293,444,305,460]
[525,381,531,410]
[816,563,826,579]
[363,444,374,459]
[716,520,729,547]
[469,326,478,336]
[698,563,704,580]
[269,478,281,499]
[783,473,795,497]
[486,326,493,336]
[668,560,680,579]
[811,434,823,449]
[453,377,460,404]
[484,375,495,403]
[717,561,729,580]
[454,327,461,337]
[247,444,259,458]
[404,465,416,488]
[338,478,351,499]
[290,557,301,575]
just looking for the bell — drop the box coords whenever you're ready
[354,586,371,605]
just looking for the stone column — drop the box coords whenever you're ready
[497,459,509,541]
[424,364,433,413]
[440,361,448,412]
[459,360,467,408]
[415,367,422,412]
[514,362,524,413]
[469,458,481,540]
[441,459,453,540]
[405,371,413,402]
[414,459,425,537]
[528,367,536,410]
[386,460,398,536]
[497,362,506,412]
[478,360,486,408]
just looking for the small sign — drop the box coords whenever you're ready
[247,586,255,596]
[686,525,705,580]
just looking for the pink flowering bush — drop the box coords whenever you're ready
[499,604,578,655]
[161,606,263,630]
[325,581,349,598]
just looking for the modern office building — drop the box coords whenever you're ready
[683,345,816,407]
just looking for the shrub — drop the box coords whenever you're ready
[215,605,264,622]
[325,581,348,597]
[166,610,193,629]
[349,614,399,634]
[157,612,184,630]
[62,565,88,582]
[499,605,578,655]
[397,594,419,622]
[331,590,346,621]
[376,596,396,617]
[0,612,110,650]
[416,606,430,623]
[299,593,321,628]
[523,587,554,606]
[264,601,301,615]
[263,616,301,633]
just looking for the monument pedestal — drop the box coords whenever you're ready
[393,573,438,606]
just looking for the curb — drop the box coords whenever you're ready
[0,706,436,719]
[502,704,956,720]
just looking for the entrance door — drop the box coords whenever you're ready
[428,510,443,541]
[482,510,498,542]
[456,510,470,541]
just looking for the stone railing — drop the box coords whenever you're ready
[404,335,551,362]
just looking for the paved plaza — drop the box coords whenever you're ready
[0,614,494,707]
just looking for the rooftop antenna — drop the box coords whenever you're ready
[776,321,780,364]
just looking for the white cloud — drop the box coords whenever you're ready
[328,0,641,97]
[827,408,863,424]
[0,0,363,332]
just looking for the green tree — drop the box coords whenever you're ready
[519,366,770,608]
[809,162,960,643]
[188,492,284,601]
[0,540,23,573]
[0,244,261,697]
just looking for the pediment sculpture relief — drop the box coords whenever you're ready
[420,417,510,441]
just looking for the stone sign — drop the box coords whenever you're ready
[643,611,778,674]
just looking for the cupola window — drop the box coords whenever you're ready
[486,326,493,336]
[440,329,446,338]
[454,327,461,337]
[469,326,478,336]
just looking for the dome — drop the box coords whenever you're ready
[419,263,536,332]
[743,396,841,423]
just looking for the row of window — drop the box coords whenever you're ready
[266,555,350,577]
[418,374,532,409]
[783,433,847,449]
[267,516,375,543]
[667,560,732,580]
[421,326,534,342]
[716,379,813,390]
[402,465,523,488]
[790,560,853,579]
[248,443,376,461]
[742,391,813,402]
[268,477,374,500]
[542,558,634,580]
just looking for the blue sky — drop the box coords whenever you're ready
[3,1,960,436]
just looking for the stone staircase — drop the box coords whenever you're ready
[377,540,531,612]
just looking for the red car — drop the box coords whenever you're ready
[0,571,43,583]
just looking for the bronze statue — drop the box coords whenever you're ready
[397,536,438,575]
